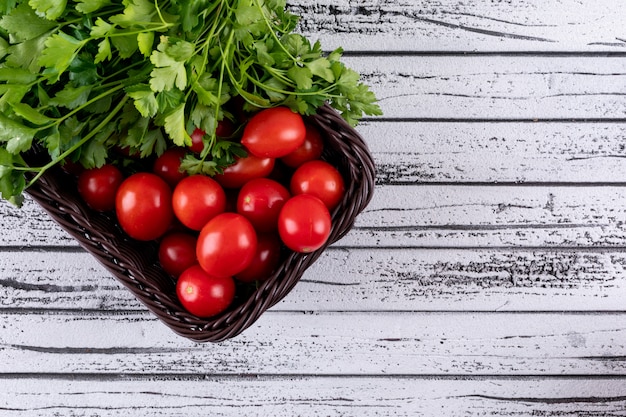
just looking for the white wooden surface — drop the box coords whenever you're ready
[1,1,626,415]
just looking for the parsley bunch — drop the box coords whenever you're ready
[0,0,381,206]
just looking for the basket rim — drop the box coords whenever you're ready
[24,103,376,342]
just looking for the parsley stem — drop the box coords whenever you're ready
[252,0,297,62]
[37,83,127,131]
[25,96,130,189]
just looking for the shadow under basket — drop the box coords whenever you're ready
[24,104,376,343]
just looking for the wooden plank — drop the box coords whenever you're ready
[0,200,73,247]
[0,311,624,375]
[4,184,626,248]
[291,0,626,52]
[347,185,626,247]
[0,376,625,416]
[1,247,625,312]
[344,56,626,119]
[363,122,626,184]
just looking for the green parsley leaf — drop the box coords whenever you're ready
[111,34,139,58]
[137,31,154,57]
[0,68,37,84]
[90,18,114,38]
[94,38,112,63]
[49,85,92,109]
[0,1,19,16]
[287,65,313,90]
[306,58,335,83]
[0,149,26,206]
[28,0,67,20]
[0,3,57,42]
[0,113,36,154]
[38,32,84,81]
[75,0,113,14]
[149,39,194,91]
[5,32,50,72]
[139,128,166,157]
[0,37,8,59]
[162,102,189,146]
[10,102,53,125]
[109,0,156,28]
[126,85,158,117]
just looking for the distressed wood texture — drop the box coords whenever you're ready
[1,1,625,415]
[2,377,626,417]
[290,0,626,52]
[343,56,626,119]
[0,311,625,375]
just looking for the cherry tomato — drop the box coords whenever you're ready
[280,123,324,168]
[153,148,188,187]
[290,160,346,211]
[189,120,237,153]
[197,213,258,277]
[216,118,236,138]
[214,153,275,189]
[77,164,124,211]
[189,128,205,154]
[172,175,226,231]
[278,194,331,253]
[115,173,174,241]
[241,106,306,158]
[235,233,282,283]
[176,264,235,318]
[158,232,198,277]
[237,178,291,233]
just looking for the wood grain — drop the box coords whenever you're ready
[291,0,626,52]
[343,56,626,119]
[0,311,624,375]
[0,377,625,417]
[364,122,626,184]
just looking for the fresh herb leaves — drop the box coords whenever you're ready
[0,0,381,205]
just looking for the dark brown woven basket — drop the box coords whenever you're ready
[24,103,375,342]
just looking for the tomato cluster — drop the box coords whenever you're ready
[74,106,345,318]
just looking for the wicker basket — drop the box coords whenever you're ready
[24,104,375,342]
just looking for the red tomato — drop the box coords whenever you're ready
[235,233,282,283]
[216,118,236,138]
[115,173,174,241]
[153,148,188,187]
[176,265,235,318]
[237,178,291,233]
[189,120,237,153]
[241,107,306,158]
[214,153,275,189]
[158,232,198,277]
[172,175,226,231]
[280,123,324,168]
[189,128,205,153]
[278,194,331,253]
[197,213,258,277]
[77,164,124,211]
[290,160,346,211]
